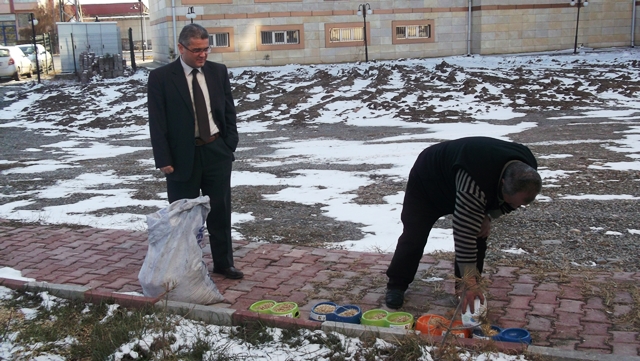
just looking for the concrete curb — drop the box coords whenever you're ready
[2,277,637,360]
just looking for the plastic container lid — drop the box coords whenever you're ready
[498,328,532,344]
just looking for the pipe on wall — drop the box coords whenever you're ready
[467,0,472,55]
[172,0,178,58]
[632,0,637,47]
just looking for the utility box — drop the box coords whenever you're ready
[57,22,122,73]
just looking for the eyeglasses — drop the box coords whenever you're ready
[180,43,212,54]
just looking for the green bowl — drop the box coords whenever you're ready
[360,309,389,327]
[270,302,300,318]
[386,312,414,329]
[249,300,277,314]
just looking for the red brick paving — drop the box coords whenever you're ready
[0,220,638,356]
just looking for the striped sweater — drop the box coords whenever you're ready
[453,169,515,264]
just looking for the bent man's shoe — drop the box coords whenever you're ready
[213,267,244,279]
[385,288,405,309]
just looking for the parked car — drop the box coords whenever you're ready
[17,44,53,72]
[0,46,33,80]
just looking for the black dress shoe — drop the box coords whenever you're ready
[385,288,405,309]
[213,267,244,279]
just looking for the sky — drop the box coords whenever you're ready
[1,49,639,360]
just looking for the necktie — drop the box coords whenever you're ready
[191,68,210,140]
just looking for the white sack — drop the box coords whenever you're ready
[138,196,224,304]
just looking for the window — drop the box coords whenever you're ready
[256,25,305,51]
[324,22,369,49]
[209,33,229,48]
[329,27,363,43]
[392,20,435,45]
[260,30,299,45]
[206,27,234,53]
[396,25,431,39]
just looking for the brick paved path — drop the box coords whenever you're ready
[0,220,638,356]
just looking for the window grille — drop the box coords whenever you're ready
[261,30,300,45]
[396,25,431,39]
[329,27,364,42]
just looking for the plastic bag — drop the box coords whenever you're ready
[138,196,224,304]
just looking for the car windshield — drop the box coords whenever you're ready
[18,46,34,55]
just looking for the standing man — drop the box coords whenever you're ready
[385,137,541,311]
[147,24,243,279]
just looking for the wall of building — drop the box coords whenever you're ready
[147,0,639,68]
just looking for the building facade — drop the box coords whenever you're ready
[0,0,39,45]
[147,0,640,67]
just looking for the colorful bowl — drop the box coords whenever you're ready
[386,312,414,329]
[415,314,448,336]
[309,302,338,322]
[332,305,361,324]
[249,300,277,314]
[360,309,389,327]
[472,325,503,341]
[497,328,532,344]
[270,302,300,318]
[448,320,471,338]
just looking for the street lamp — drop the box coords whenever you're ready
[186,7,196,24]
[356,3,372,62]
[570,0,588,54]
[29,13,40,84]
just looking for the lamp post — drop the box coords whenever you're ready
[29,13,40,84]
[132,1,145,60]
[570,0,588,54]
[356,3,372,62]
[186,7,196,24]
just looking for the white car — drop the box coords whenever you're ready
[17,44,53,72]
[0,46,33,80]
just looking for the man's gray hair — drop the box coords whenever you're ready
[179,24,209,46]
[502,161,542,196]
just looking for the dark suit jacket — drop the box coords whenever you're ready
[147,59,238,181]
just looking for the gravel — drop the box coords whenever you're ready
[0,55,639,276]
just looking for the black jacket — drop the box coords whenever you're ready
[413,136,537,213]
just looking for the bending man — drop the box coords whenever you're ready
[385,136,541,312]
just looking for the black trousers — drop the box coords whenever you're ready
[386,169,487,291]
[166,138,234,270]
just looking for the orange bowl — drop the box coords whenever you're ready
[415,314,448,336]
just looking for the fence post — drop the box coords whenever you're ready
[128,28,136,71]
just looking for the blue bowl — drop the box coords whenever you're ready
[309,302,338,322]
[497,328,532,344]
[332,305,361,324]
[472,325,503,341]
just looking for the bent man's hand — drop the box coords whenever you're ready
[160,166,174,175]
[477,215,491,238]
[461,288,485,314]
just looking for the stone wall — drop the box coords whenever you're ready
[147,0,639,67]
